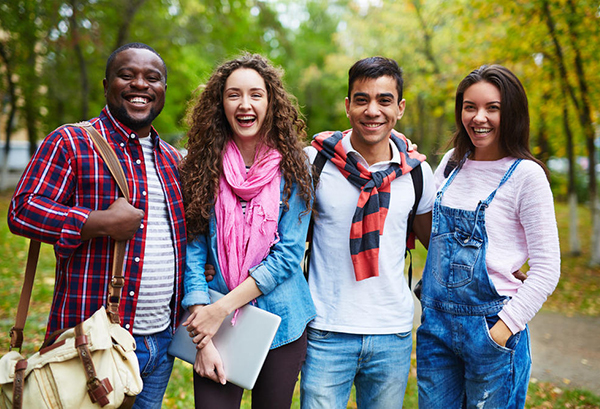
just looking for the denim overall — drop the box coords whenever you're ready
[416,158,531,409]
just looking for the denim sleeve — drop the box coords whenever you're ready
[249,182,311,296]
[182,234,211,309]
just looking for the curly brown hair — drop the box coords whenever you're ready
[179,53,314,239]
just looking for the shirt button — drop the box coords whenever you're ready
[130,133,136,139]
[140,223,144,229]
[135,257,140,262]
[129,291,135,297]
[142,191,147,196]
[120,143,125,147]
[125,324,130,329]
[136,159,141,165]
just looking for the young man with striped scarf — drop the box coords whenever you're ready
[300,56,435,408]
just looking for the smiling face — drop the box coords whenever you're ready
[345,75,405,157]
[103,48,166,137]
[223,68,269,146]
[461,81,504,161]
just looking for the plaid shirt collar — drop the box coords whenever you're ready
[101,106,163,152]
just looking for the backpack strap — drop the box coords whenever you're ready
[303,151,327,280]
[405,164,423,290]
[304,151,424,290]
[444,158,458,178]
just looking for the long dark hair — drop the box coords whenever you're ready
[179,53,313,238]
[450,64,549,178]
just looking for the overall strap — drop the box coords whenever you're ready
[481,159,522,206]
[432,152,469,236]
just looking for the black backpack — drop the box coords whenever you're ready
[304,151,424,290]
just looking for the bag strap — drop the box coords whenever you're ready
[75,323,113,406]
[9,240,41,351]
[73,121,130,324]
[9,122,131,353]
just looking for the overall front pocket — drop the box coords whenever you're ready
[431,229,483,288]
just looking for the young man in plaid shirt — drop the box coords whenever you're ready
[8,43,186,409]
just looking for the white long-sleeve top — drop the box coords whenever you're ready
[435,149,561,334]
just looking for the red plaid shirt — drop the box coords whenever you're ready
[8,107,187,338]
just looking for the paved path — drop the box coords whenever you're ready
[413,302,600,393]
[528,311,600,392]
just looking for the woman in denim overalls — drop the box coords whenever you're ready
[417,65,561,408]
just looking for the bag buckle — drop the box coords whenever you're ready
[9,327,23,352]
[111,276,125,288]
[87,377,113,407]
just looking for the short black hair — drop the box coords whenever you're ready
[347,56,403,102]
[105,42,167,82]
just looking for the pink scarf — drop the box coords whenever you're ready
[215,140,282,292]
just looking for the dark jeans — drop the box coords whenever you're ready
[193,329,307,409]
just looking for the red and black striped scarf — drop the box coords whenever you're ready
[312,130,426,281]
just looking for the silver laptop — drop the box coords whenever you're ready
[168,289,281,390]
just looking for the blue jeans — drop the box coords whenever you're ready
[417,309,531,408]
[132,327,175,409]
[300,329,412,409]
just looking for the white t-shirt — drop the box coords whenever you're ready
[435,149,560,334]
[305,132,435,334]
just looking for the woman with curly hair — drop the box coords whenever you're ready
[178,53,315,409]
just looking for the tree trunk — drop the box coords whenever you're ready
[561,78,581,255]
[114,0,148,48]
[564,0,599,266]
[0,42,17,191]
[543,0,598,265]
[69,0,89,120]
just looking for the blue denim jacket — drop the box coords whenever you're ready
[182,180,316,349]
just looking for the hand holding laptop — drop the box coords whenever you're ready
[184,301,229,349]
[169,287,281,390]
[194,339,226,385]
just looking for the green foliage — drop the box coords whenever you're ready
[550,165,596,204]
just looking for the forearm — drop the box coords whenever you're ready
[214,277,262,315]
[413,212,432,249]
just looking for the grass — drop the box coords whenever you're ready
[1,190,599,408]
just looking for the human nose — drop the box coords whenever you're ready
[473,108,486,123]
[364,101,379,116]
[131,75,149,89]
[239,95,251,109]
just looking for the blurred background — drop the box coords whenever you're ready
[2,2,600,407]
[3,0,599,265]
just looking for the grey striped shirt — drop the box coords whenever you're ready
[133,136,176,335]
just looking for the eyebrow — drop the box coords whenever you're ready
[352,92,396,100]
[225,86,266,92]
[116,66,164,77]
[463,99,501,105]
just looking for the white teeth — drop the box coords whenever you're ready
[238,116,255,121]
[474,128,491,134]
[364,123,381,128]
[130,97,148,104]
